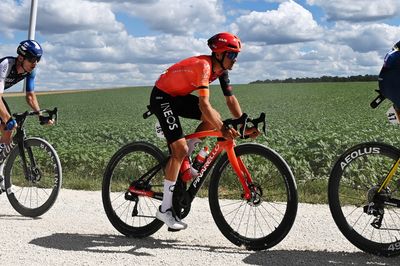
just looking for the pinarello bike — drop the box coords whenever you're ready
[329,91,400,256]
[102,107,298,250]
[0,108,62,217]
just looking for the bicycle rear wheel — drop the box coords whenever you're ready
[208,143,298,250]
[102,141,166,237]
[329,142,400,256]
[4,137,62,217]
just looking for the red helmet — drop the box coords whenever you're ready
[207,32,241,53]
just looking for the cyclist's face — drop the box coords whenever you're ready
[22,56,39,72]
[223,51,238,70]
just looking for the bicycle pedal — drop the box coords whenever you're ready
[167,227,181,232]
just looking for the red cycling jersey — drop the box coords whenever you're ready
[155,55,224,97]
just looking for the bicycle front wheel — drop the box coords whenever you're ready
[102,141,166,238]
[329,142,400,256]
[209,143,298,250]
[4,137,62,217]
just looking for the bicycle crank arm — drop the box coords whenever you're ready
[128,186,163,201]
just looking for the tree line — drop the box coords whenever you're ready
[249,74,379,84]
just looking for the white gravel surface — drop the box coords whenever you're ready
[0,189,398,265]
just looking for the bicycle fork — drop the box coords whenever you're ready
[17,139,41,183]
[224,141,257,202]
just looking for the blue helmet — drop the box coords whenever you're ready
[17,40,43,60]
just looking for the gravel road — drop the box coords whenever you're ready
[0,189,398,265]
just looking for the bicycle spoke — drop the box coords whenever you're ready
[329,142,400,256]
[102,142,166,237]
[209,144,297,250]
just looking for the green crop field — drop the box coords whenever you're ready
[5,82,400,203]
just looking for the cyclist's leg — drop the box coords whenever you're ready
[150,87,189,229]
[173,94,212,153]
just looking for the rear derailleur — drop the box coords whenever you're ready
[363,187,391,229]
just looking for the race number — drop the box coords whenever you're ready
[386,106,400,125]
[155,121,165,139]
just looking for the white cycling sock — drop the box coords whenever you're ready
[187,138,201,156]
[161,179,175,212]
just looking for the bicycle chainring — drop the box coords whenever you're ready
[172,179,191,219]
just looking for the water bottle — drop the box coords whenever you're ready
[191,147,209,176]
[180,157,192,183]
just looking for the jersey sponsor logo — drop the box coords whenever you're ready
[160,102,178,130]
[340,147,381,170]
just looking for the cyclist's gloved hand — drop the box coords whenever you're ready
[221,124,239,140]
[39,115,54,125]
[5,118,17,131]
[244,127,260,139]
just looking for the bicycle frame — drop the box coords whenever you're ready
[0,109,58,180]
[185,130,253,200]
[129,129,254,202]
[379,158,400,193]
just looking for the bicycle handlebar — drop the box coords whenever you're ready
[13,107,58,124]
[223,112,267,139]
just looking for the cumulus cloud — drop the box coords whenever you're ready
[232,0,324,44]
[37,0,124,34]
[1,0,399,90]
[328,22,400,53]
[110,0,226,36]
[307,0,400,22]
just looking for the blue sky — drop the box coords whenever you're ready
[1,0,400,91]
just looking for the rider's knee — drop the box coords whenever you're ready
[170,139,189,160]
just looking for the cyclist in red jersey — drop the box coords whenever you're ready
[150,32,256,230]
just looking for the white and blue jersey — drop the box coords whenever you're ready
[0,56,35,94]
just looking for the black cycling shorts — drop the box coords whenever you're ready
[0,97,12,124]
[150,86,202,144]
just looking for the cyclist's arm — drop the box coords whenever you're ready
[25,92,40,112]
[24,72,41,112]
[218,71,242,118]
[225,95,242,119]
[198,89,238,139]
[198,89,224,130]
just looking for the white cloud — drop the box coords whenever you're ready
[37,0,124,34]
[111,0,226,36]
[307,0,400,22]
[232,0,324,44]
[2,0,400,91]
[328,22,400,53]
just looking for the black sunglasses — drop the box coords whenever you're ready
[25,56,41,63]
[226,51,238,60]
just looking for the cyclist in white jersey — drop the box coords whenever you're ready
[0,40,54,145]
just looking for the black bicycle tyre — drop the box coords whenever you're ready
[102,141,166,238]
[208,143,298,250]
[329,142,400,257]
[4,137,62,217]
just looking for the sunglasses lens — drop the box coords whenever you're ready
[26,56,40,63]
[227,52,238,60]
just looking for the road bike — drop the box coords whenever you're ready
[0,108,62,217]
[102,107,298,250]
[329,91,400,256]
